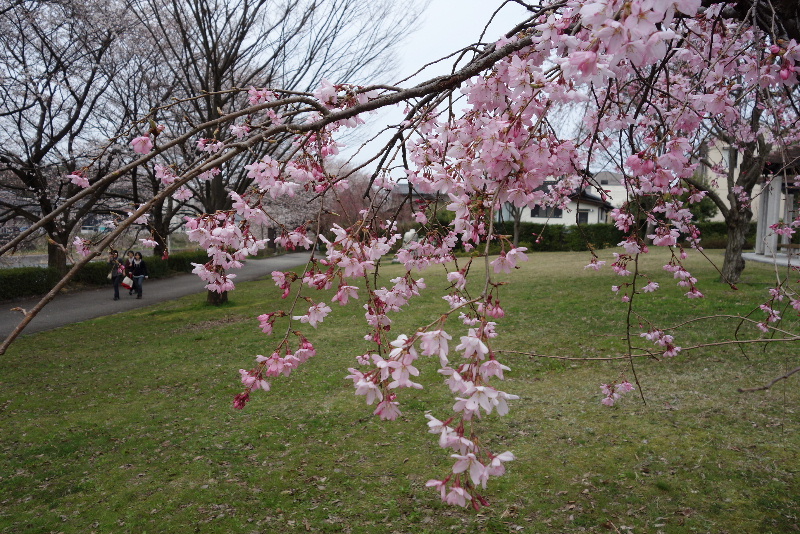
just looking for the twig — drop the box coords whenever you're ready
[738,365,800,393]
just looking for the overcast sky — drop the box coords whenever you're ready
[338,0,528,167]
[396,0,528,82]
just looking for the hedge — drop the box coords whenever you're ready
[0,267,61,301]
[493,222,625,252]
[694,221,758,249]
[493,221,758,251]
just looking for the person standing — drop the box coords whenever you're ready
[124,250,135,295]
[128,252,149,299]
[108,250,126,301]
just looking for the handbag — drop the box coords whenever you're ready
[107,270,113,280]
[121,276,133,290]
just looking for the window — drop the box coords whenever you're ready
[577,210,589,225]
[531,206,562,218]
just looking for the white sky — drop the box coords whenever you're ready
[338,0,529,167]
[395,0,528,82]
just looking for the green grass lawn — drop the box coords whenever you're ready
[0,249,797,533]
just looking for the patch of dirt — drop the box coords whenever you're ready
[173,315,248,333]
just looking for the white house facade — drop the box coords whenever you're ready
[502,183,615,225]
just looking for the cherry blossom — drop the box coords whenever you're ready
[67,172,89,188]
[72,236,92,257]
[293,302,332,328]
[130,135,153,154]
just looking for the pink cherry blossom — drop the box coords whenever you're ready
[451,452,487,487]
[293,302,332,328]
[373,398,402,420]
[68,172,89,188]
[455,329,489,360]
[131,135,153,154]
[418,330,452,366]
[172,187,193,201]
[72,236,92,257]
[331,285,359,305]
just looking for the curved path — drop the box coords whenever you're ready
[0,253,309,338]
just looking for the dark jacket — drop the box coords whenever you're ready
[129,259,149,277]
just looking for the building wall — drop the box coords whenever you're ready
[589,171,628,208]
[510,199,610,225]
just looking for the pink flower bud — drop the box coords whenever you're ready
[131,135,153,154]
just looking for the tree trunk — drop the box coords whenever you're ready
[207,290,228,305]
[150,200,168,258]
[47,240,68,276]
[720,207,753,284]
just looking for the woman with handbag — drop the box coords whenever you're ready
[128,252,149,299]
[124,250,135,295]
[108,250,126,301]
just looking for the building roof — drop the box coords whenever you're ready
[593,170,625,186]
[571,187,615,211]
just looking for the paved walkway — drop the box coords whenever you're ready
[742,251,800,268]
[0,253,309,338]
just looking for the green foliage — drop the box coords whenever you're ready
[0,266,60,300]
[493,222,625,251]
[71,260,113,286]
[686,194,719,222]
[490,221,758,251]
[156,250,211,275]
[695,221,757,249]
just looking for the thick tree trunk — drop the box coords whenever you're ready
[720,207,753,284]
[207,290,228,305]
[153,241,166,258]
[47,240,68,276]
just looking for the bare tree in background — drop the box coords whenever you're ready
[0,0,422,271]
[122,0,424,305]
[132,0,422,219]
[0,0,142,274]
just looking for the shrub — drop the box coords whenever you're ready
[694,221,757,249]
[0,267,61,300]
[166,250,211,273]
[492,220,760,252]
[72,261,113,286]
[492,222,625,252]
[0,250,216,301]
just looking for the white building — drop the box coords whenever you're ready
[589,171,627,208]
[502,181,615,225]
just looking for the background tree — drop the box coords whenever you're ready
[125,0,422,303]
[0,0,137,274]
[132,0,420,213]
[682,71,798,283]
